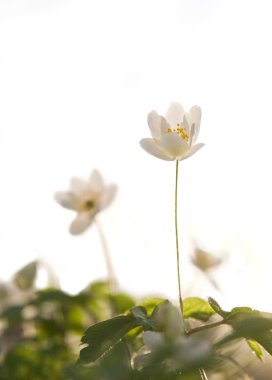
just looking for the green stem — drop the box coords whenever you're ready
[94,218,118,293]
[175,160,183,317]
[199,368,209,380]
[186,319,225,336]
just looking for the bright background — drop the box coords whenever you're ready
[1,0,272,310]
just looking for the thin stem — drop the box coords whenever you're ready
[175,160,183,317]
[199,368,209,380]
[94,218,118,293]
[186,319,225,336]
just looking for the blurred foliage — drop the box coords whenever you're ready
[0,261,135,379]
[1,262,272,379]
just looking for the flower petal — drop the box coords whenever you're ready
[148,111,168,140]
[98,184,117,211]
[181,114,191,137]
[69,212,93,235]
[142,332,164,350]
[70,177,89,196]
[54,192,75,210]
[89,169,104,193]
[140,138,173,161]
[160,133,189,159]
[178,143,205,161]
[189,106,201,145]
[165,102,185,129]
[147,111,161,140]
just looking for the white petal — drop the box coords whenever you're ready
[69,213,93,235]
[165,102,185,129]
[189,106,202,145]
[140,138,173,161]
[98,184,117,211]
[178,143,204,161]
[182,114,191,137]
[143,332,164,350]
[54,192,75,210]
[147,111,169,140]
[134,352,152,370]
[147,111,162,140]
[70,177,89,196]
[160,133,189,159]
[89,169,104,193]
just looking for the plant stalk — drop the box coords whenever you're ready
[175,160,184,318]
[94,218,117,293]
[199,368,209,380]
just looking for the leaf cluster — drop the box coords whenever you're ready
[1,262,272,379]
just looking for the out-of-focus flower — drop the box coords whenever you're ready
[55,170,117,235]
[140,102,204,161]
[192,248,222,272]
[134,330,212,373]
[154,301,183,338]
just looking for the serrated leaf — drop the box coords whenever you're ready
[79,314,137,364]
[109,293,136,313]
[218,311,272,357]
[208,297,229,318]
[183,297,215,322]
[13,261,38,290]
[100,340,132,378]
[140,298,166,315]
[229,306,253,317]
[1,304,24,322]
[33,288,72,304]
[252,331,272,356]
[228,311,272,335]
[247,339,263,361]
[131,306,156,330]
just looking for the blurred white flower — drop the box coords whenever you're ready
[154,301,184,338]
[140,102,204,161]
[134,331,212,373]
[55,170,117,235]
[192,248,222,272]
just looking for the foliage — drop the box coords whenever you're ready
[0,263,135,380]
[2,262,272,379]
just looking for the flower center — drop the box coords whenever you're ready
[166,123,189,142]
[85,199,95,210]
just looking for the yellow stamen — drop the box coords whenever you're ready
[166,124,189,142]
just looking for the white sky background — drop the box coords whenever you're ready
[1,0,272,310]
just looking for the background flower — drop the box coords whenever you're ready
[55,170,117,235]
[192,248,222,272]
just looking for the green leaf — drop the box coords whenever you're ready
[252,331,272,356]
[13,261,38,290]
[228,311,272,335]
[1,304,24,323]
[219,311,272,357]
[229,306,253,317]
[79,314,137,364]
[140,298,166,315]
[131,306,156,330]
[88,281,109,296]
[97,341,132,380]
[183,297,215,321]
[247,339,263,361]
[208,297,229,318]
[32,288,72,305]
[109,293,136,313]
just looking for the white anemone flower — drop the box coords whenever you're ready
[55,170,117,235]
[192,248,222,272]
[140,102,204,161]
[134,331,212,373]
